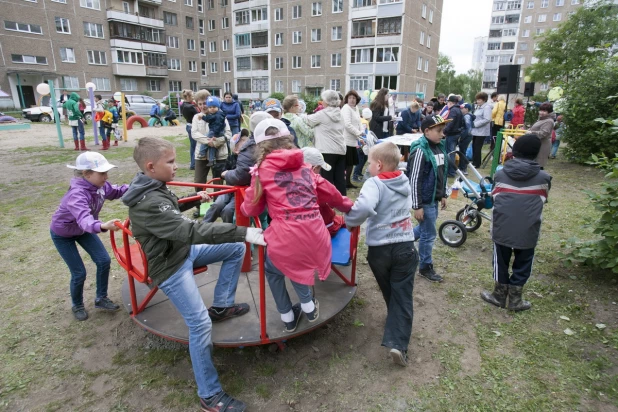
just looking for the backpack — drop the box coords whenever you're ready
[504,110,513,122]
[101,110,113,125]
[150,104,160,116]
[111,107,119,122]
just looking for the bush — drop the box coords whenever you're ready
[267,92,285,101]
[565,154,618,274]
[299,93,318,114]
[161,95,180,112]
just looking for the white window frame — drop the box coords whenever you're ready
[209,41,217,52]
[427,35,431,48]
[222,39,229,51]
[275,33,283,46]
[79,0,100,10]
[331,53,341,67]
[293,5,301,19]
[333,0,343,13]
[275,80,284,93]
[538,14,547,22]
[169,81,182,92]
[187,39,196,50]
[350,48,373,63]
[293,31,302,44]
[92,77,111,91]
[421,3,427,18]
[188,60,197,72]
[429,9,433,23]
[60,47,75,63]
[120,78,138,91]
[553,13,561,21]
[331,26,342,40]
[275,8,283,21]
[527,1,534,7]
[524,16,532,23]
[167,36,179,48]
[517,56,525,64]
[312,2,322,16]
[292,56,302,69]
[208,19,215,31]
[184,0,192,5]
[224,61,231,72]
[522,29,530,37]
[224,82,231,93]
[210,62,218,73]
[376,46,399,62]
[251,7,267,22]
[116,50,144,65]
[311,28,321,42]
[424,59,429,72]
[201,62,207,75]
[55,17,71,34]
[199,19,205,35]
[87,50,107,65]
[330,79,341,91]
[200,40,206,55]
[417,56,422,70]
[541,0,548,7]
[311,55,321,68]
[83,22,104,38]
[63,76,79,89]
[292,80,301,93]
[222,17,229,29]
[419,31,425,45]
[4,21,43,35]
[11,54,47,65]
[275,57,283,69]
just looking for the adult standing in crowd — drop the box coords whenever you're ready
[511,98,525,128]
[181,89,199,170]
[527,103,554,169]
[304,90,347,195]
[422,102,435,119]
[283,95,314,148]
[233,94,244,116]
[396,101,422,135]
[442,95,464,177]
[341,90,363,189]
[369,88,394,139]
[491,94,506,138]
[471,92,493,168]
[221,92,242,135]
[433,94,446,114]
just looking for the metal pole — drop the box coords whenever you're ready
[88,87,99,145]
[121,92,128,142]
[16,74,25,110]
[48,81,64,148]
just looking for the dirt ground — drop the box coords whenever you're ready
[1,123,618,412]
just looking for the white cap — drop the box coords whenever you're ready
[67,152,117,173]
[362,108,373,120]
[254,118,290,144]
[301,147,331,171]
[249,111,272,132]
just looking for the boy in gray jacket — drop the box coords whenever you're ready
[481,134,551,311]
[345,142,418,367]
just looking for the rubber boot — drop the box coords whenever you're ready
[73,139,79,151]
[507,285,532,311]
[113,140,118,146]
[79,139,88,151]
[101,139,109,150]
[480,282,508,308]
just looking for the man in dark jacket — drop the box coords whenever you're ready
[480,134,551,311]
[396,101,422,135]
[442,95,464,177]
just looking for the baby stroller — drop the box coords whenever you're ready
[438,151,494,248]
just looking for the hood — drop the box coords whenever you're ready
[322,106,342,122]
[70,177,98,192]
[232,94,239,100]
[376,173,411,198]
[240,136,256,153]
[221,100,236,108]
[261,149,304,171]
[69,92,80,102]
[502,158,541,181]
[280,117,291,126]
[122,172,166,207]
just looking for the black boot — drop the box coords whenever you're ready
[419,264,443,283]
[480,282,508,308]
[507,285,531,311]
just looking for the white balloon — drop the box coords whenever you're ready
[85,82,97,91]
[36,83,50,95]
[113,92,122,101]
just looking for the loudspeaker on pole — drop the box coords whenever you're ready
[497,65,521,94]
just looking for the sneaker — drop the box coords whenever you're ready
[208,303,250,323]
[305,298,319,323]
[95,297,120,311]
[200,391,246,412]
[419,264,443,283]
[462,170,469,176]
[72,305,89,321]
[389,348,408,366]
[284,303,302,333]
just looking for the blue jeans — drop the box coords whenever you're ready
[445,135,460,176]
[264,254,312,315]
[187,124,196,169]
[551,139,560,157]
[412,202,438,269]
[50,230,111,307]
[72,121,85,141]
[230,125,240,135]
[203,193,235,223]
[353,148,366,179]
[158,242,245,399]
[98,121,106,141]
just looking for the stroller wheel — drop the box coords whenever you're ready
[456,208,483,232]
[439,220,467,248]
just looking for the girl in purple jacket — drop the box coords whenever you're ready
[50,152,128,321]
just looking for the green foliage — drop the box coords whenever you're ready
[434,53,482,102]
[566,154,618,274]
[161,95,180,111]
[299,93,318,114]
[267,92,285,101]
[141,90,153,97]
[523,92,547,126]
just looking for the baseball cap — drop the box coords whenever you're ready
[67,152,117,173]
[301,147,332,171]
[421,114,452,132]
[461,103,473,111]
[254,118,291,144]
[250,111,272,132]
[448,95,459,103]
[206,96,220,108]
[263,98,282,114]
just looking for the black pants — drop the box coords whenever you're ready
[472,135,486,168]
[492,123,503,139]
[367,241,418,352]
[493,242,535,286]
[194,159,225,191]
[321,153,346,196]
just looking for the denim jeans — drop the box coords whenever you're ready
[98,122,106,141]
[187,124,196,169]
[230,125,240,135]
[203,193,235,223]
[353,147,367,179]
[72,121,85,141]
[445,135,460,176]
[50,230,111,307]
[367,241,417,351]
[264,254,312,315]
[158,242,245,399]
[551,139,560,157]
[413,202,438,269]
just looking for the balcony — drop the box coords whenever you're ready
[139,0,162,5]
[112,63,147,77]
[108,21,166,46]
[146,66,168,76]
[107,9,164,28]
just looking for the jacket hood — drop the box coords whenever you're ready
[262,149,304,171]
[376,173,411,198]
[503,158,541,181]
[69,92,80,102]
[322,106,342,122]
[122,172,166,207]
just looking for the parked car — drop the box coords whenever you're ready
[22,98,93,123]
[125,95,161,116]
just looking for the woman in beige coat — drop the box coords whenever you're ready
[527,103,554,169]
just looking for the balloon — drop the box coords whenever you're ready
[547,86,564,102]
[113,92,122,101]
[524,76,531,83]
[363,90,370,97]
[36,83,50,95]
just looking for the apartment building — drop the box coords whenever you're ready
[471,36,488,72]
[0,0,442,109]
[482,0,581,96]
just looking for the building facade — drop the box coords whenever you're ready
[482,0,580,97]
[0,0,442,109]
[471,36,487,72]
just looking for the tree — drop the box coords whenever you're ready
[434,53,482,102]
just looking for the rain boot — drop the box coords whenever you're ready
[73,139,79,151]
[113,140,118,147]
[507,285,532,311]
[101,139,109,150]
[79,139,88,151]
[480,282,508,308]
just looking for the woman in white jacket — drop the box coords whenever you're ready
[340,90,363,189]
[304,89,347,195]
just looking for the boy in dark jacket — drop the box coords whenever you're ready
[396,101,422,135]
[443,95,464,177]
[122,137,266,412]
[407,115,450,283]
[481,134,551,311]
[198,96,228,162]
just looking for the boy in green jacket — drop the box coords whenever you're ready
[63,92,86,151]
[122,137,266,412]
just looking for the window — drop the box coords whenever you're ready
[311,28,321,42]
[429,9,433,23]
[312,2,322,16]
[522,29,530,37]
[507,0,521,9]
[163,12,178,25]
[536,28,545,34]
[421,3,427,18]
[293,5,301,19]
[190,81,198,93]
[419,31,425,45]
[237,57,251,70]
[222,17,229,29]
[80,0,100,9]
[275,33,283,46]
[235,33,250,48]
[117,50,143,64]
[275,57,283,69]
[571,0,579,3]
[83,22,103,38]
[210,62,217,73]
[167,36,179,48]
[311,55,321,68]
[541,0,548,5]
[200,41,206,55]
[517,56,525,64]
[292,80,301,93]
[238,79,251,93]
[11,54,47,64]
[120,78,137,91]
[55,17,70,34]
[506,14,519,23]
[224,61,231,72]
[520,42,528,50]
[352,19,375,37]
[417,56,423,70]
[60,47,75,63]
[377,17,401,35]
[251,31,268,47]
[184,0,192,5]
[489,29,501,38]
[538,14,546,22]
[187,16,194,29]
[188,60,197,72]
[207,0,214,8]
[91,77,110,91]
[62,76,79,90]
[198,0,203,12]
[330,79,341,91]
[208,20,215,31]
[201,62,207,75]
[486,55,498,63]
[222,39,229,51]
[495,0,505,8]
[87,50,107,65]
[235,10,249,25]
[540,83,548,91]
[527,1,534,7]
[168,58,181,70]
[275,80,284,93]
[376,46,399,62]
[333,0,343,13]
[350,48,373,63]
[293,56,302,68]
[375,76,397,90]
[499,54,513,63]
[349,76,369,91]
[293,31,302,44]
[169,81,182,92]
[492,16,504,24]
[427,35,431,48]
[531,57,539,64]
[483,69,497,81]
[553,13,561,21]
[199,19,204,34]
[224,82,231,93]
[253,78,268,92]
[4,21,43,34]
[503,28,517,36]
[275,8,283,21]
[187,39,196,50]
[331,53,342,67]
[328,26,342,41]
[502,42,515,50]
[524,16,532,23]
[424,59,429,72]
[352,0,374,7]
[52,0,67,3]
[209,41,216,52]
[252,7,267,22]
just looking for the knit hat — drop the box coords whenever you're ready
[512,134,542,160]
[254,118,290,144]
[421,114,452,132]
[249,111,272,132]
[206,96,220,108]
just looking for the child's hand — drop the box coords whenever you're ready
[221,170,227,179]
[245,228,267,246]
[414,208,424,222]
[441,198,447,210]
[101,219,121,231]
[197,191,212,203]
[196,113,204,120]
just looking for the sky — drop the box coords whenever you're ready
[439,0,493,74]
